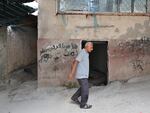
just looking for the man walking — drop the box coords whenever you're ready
[68,42,93,109]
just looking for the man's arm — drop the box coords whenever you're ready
[68,60,79,80]
[68,50,83,80]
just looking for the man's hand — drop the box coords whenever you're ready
[68,73,74,81]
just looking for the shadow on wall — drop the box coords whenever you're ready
[7,26,37,74]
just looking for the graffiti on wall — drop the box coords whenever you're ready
[117,36,150,72]
[39,42,78,63]
[117,36,150,55]
[130,58,144,72]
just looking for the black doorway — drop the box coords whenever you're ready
[82,41,108,86]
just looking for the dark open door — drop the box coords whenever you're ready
[82,40,108,86]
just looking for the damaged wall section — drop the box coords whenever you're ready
[109,36,150,81]
[109,19,150,81]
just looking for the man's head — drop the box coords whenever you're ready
[84,42,93,53]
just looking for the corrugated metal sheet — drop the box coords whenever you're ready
[0,0,36,26]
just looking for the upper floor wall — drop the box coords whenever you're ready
[38,0,150,41]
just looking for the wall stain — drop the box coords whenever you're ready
[110,36,150,72]
[61,15,68,26]
[93,15,98,32]
[119,20,150,39]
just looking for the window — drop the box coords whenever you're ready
[59,0,89,11]
[57,0,150,14]
[134,0,147,13]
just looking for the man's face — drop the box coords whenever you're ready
[87,44,93,53]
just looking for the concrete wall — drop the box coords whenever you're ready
[0,25,37,82]
[38,39,80,86]
[38,0,150,86]
[7,26,37,74]
[0,27,7,80]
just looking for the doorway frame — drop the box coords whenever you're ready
[81,40,109,85]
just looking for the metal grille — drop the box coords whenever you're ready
[58,0,149,13]
[98,0,117,12]
[120,0,131,12]
[89,0,99,12]
[59,0,89,11]
[134,0,146,13]
[148,0,150,12]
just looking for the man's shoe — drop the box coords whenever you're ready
[80,104,92,109]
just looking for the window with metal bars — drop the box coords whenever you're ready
[57,0,150,14]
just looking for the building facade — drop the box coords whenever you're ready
[38,0,150,87]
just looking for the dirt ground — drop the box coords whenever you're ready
[0,74,150,113]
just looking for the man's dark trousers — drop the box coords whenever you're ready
[71,78,89,107]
